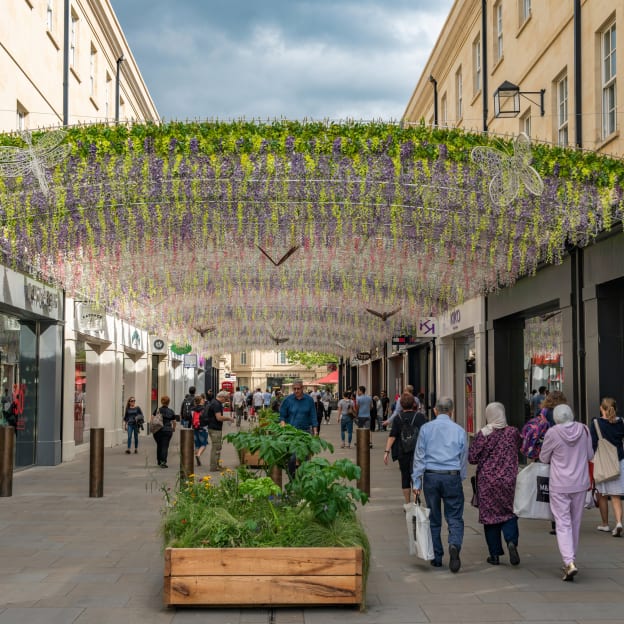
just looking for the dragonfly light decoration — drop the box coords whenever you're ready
[471,132,544,207]
[0,129,71,196]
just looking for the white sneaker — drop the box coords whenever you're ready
[597,524,611,532]
[612,523,622,537]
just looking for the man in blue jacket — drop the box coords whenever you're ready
[279,379,318,476]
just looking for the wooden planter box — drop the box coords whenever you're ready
[164,547,364,608]
[238,449,264,467]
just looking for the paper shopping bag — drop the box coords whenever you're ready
[513,462,553,520]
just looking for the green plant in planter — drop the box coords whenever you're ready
[224,411,333,471]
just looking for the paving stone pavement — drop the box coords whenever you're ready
[2,421,624,624]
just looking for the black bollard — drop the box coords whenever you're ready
[356,428,370,496]
[179,429,194,480]
[0,426,15,497]
[89,427,104,497]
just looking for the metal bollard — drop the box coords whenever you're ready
[179,429,195,480]
[0,426,15,497]
[356,428,371,496]
[89,428,104,498]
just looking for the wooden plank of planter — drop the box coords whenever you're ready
[165,574,361,606]
[164,547,363,607]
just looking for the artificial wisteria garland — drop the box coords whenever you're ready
[0,120,621,355]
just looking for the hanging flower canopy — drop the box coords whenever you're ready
[0,120,622,355]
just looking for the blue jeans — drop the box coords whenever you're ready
[126,423,139,449]
[483,517,519,557]
[423,472,464,562]
[194,428,208,449]
[340,417,353,444]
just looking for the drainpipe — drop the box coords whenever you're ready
[429,76,438,126]
[482,0,488,131]
[574,0,582,147]
[62,0,70,125]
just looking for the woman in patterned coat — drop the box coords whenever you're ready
[469,402,522,566]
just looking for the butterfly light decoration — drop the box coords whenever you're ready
[471,133,544,207]
[0,129,71,196]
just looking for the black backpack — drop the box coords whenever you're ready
[181,395,194,421]
[399,412,420,456]
[199,403,213,428]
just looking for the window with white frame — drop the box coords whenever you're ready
[473,36,481,95]
[70,12,78,66]
[240,351,247,365]
[520,0,531,24]
[16,103,28,130]
[89,44,97,97]
[46,0,54,31]
[277,351,287,365]
[602,21,617,138]
[557,74,569,146]
[521,111,531,137]
[456,68,463,120]
[495,2,503,62]
[105,74,112,119]
[441,93,448,126]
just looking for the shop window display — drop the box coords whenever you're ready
[524,313,563,399]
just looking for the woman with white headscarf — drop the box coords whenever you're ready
[468,402,522,565]
[540,404,593,581]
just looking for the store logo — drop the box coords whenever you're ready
[450,309,461,327]
[25,284,58,310]
[153,339,165,350]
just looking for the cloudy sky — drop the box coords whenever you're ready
[110,0,453,122]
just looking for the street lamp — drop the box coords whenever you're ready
[429,75,438,126]
[493,80,545,118]
[115,54,125,123]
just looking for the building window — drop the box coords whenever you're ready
[520,0,531,24]
[495,2,503,62]
[602,21,617,139]
[16,103,28,130]
[46,0,53,31]
[277,351,288,365]
[105,73,112,119]
[456,68,463,120]
[70,12,78,66]
[240,352,247,365]
[441,93,447,126]
[473,36,481,95]
[521,111,531,136]
[557,74,568,146]
[89,44,97,97]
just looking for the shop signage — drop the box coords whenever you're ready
[25,281,59,311]
[183,353,198,368]
[151,337,166,354]
[356,351,371,361]
[75,303,104,333]
[392,335,419,345]
[416,318,438,337]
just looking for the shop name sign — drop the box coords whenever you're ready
[392,335,417,345]
[416,318,438,337]
[356,351,371,361]
[25,283,58,310]
[75,303,105,333]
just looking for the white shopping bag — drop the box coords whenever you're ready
[513,462,553,520]
[404,499,434,561]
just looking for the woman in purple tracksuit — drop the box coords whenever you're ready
[539,404,593,582]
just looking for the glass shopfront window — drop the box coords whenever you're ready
[524,312,563,399]
[16,320,38,468]
[74,340,87,445]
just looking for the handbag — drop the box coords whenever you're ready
[470,473,478,507]
[150,408,164,433]
[593,419,620,483]
[513,462,553,520]
[347,402,357,419]
[403,497,434,560]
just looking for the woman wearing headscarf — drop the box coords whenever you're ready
[539,404,593,581]
[468,402,522,565]
[590,397,624,536]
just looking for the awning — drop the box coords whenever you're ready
[312,370,339,385]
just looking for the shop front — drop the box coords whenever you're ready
[437,298,486,434]
[0,268,64,468]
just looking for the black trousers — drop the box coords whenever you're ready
[153,430,173,465]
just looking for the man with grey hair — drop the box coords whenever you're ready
[412,397,467,572]
[204,390,235,471]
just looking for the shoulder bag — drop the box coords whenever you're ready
[593,419,620,483]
